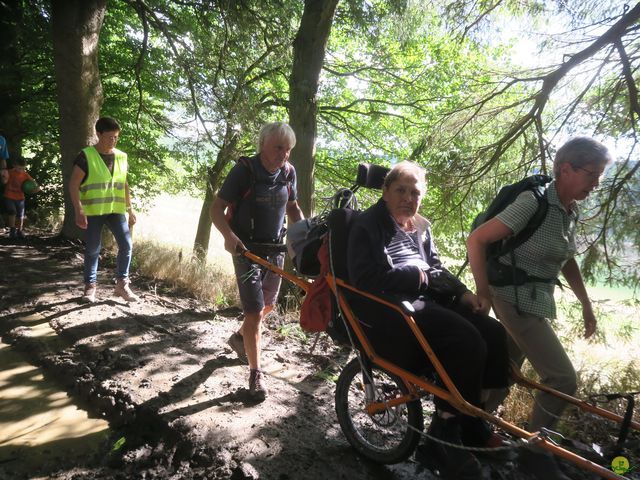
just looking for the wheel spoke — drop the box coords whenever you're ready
[335,358,424,464]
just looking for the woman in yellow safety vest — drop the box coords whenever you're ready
[69,116,139,304]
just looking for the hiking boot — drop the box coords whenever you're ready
[249,369,268,401]
[421,414,483,480]
[114,278,139,302]
[15,230,25,239]
[227,332,247,363]
[518,447,572,480]
[81,283,97,303]
[9,228,16,239]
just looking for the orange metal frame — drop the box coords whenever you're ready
[243,251,312,292]
[243,251,636,480]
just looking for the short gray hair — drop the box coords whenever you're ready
[257,122,296,151]
[553,136,612,177]
[383,160,427,193]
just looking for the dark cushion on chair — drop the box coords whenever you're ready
[325,208,361,346]
[327,208,360,281]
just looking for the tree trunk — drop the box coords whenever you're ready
[193,128,240,258]
[0,0,23,159]
[51,0,106,239]
[193,182,215,260]
[288,0,339,218]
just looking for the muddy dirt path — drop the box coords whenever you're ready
[0,339,110,479]
[0,234,441,480]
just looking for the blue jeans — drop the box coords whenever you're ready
[4,198,25,218]
[84,213,132,284]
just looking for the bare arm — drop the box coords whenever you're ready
[466,217,513,304]
[69,165,87,229]
[286,200,304,224]
[210,196,245,254]
[561,258,596,338]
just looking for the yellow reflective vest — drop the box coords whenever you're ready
[79,146,128,216]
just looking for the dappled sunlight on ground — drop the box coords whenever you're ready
[0,342,109,478]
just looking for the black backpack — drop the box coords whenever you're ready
[224,156,293,243]
[462,174,554,288]
[477,174,551,262]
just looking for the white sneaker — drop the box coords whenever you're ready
[81,283,97,303]
[114,279,139,302]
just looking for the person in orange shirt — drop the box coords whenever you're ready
[0,133,10,227]
[2,156,40,239]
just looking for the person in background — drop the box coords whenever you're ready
[466,137,612,480]
[347,161,510,480]
[0,133,9,185]
[210,122,304,401]
[0,133,10,228]
[2,156,40,239]
[68,116,139,304]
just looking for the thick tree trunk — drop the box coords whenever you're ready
[51,0,106,239]
[288,0,338,217]
[0,0,23,159]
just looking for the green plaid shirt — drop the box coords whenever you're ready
[493,181,578,318]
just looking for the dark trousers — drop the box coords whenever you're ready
[352,295,509,415]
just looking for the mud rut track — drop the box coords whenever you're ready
[0,233,637,480]
[0,234,420,480]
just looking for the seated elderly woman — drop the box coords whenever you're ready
[347,161,509,480]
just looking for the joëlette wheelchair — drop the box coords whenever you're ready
[239,163,639,479]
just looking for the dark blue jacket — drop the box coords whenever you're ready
[347,199,469,304]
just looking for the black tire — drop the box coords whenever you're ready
[335,357,424,464]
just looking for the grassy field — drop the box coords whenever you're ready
[586,282,637,302]
[131,194,237,306]
[135,193,234,274]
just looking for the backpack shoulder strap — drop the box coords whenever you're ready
[225,156,257,238]
[499,183,549,255]
[239,156,257,239]
[237,156,255,199]
[283,161,293,198]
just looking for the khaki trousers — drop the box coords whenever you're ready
[487,297,577,432]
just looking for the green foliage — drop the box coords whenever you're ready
[4,0,638,288]
[5,2,62,215]
[576,162,640,291]
[111,436,126,452]
[315,368,339,383]
[98,2,191,201]
[314,1,534,259]
[276,323,309,343]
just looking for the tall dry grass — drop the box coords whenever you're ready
[131,238,238,306]
[102,194,238,306]
[498,291,640,435]
[133,193,233,272]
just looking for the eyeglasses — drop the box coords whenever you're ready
[572,165,602,181]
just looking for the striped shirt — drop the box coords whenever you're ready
[387,228,430,272]
[493,181,578,318]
